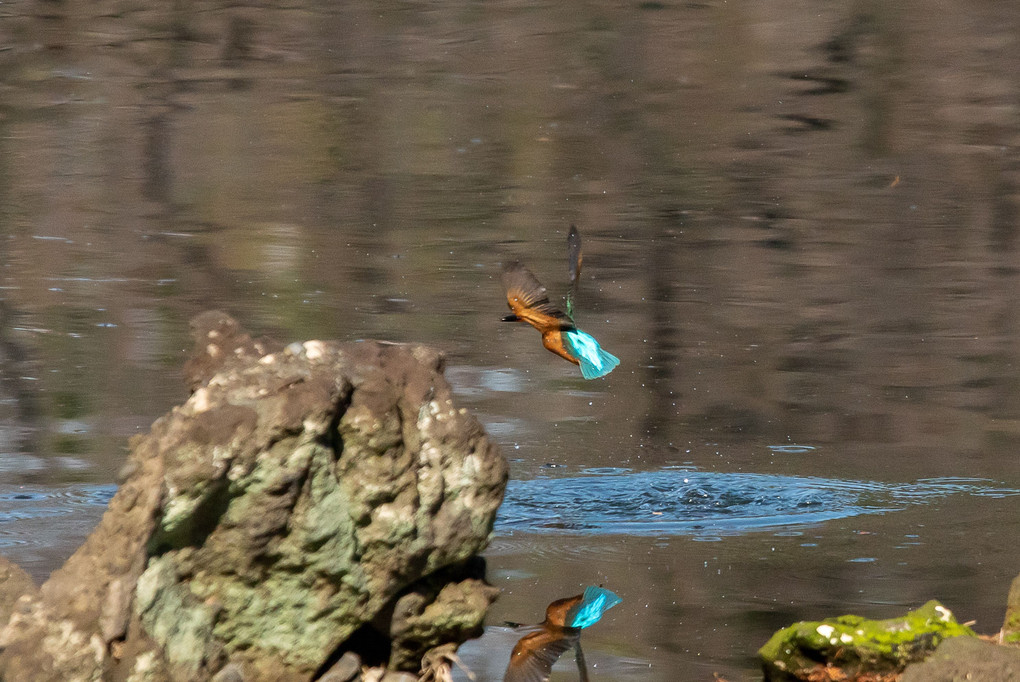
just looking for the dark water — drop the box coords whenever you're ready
[1,1,1019,680]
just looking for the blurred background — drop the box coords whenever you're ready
[1,1,1018,679]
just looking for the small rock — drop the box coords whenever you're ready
[900,635,1020,682]
[318,651,361,682]
[211,663,245,682]
[1002,572,1020,644]
[379,672,418,682]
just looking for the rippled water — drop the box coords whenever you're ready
[497,468,1019,537]
[0,485,116,581]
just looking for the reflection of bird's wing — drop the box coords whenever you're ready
[502,262,572,331]
[503,627,581,682]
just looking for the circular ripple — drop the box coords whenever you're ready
[495,469,1018,537]
[0,484,116,549]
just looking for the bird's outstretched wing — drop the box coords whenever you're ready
[503,627,581,682]
[502,262,572,331]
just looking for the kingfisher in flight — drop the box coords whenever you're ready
[503,585,622,682]
[501,226,620,379]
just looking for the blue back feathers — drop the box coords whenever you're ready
[565,586,622,629]
[564,329,620,379]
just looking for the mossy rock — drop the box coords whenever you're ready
[0,314,508,682]
[759,600,976,681]
[1003,572,1020,644]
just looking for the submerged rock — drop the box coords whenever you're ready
[758,600,975,681]
[0,312,508,681]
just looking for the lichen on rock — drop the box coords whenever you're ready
[0,311,508,682]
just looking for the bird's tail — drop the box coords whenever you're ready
[566,586,622,629]
[564,329,620,379]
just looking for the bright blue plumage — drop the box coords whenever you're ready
[565,586,622,629]
[564,329,620,379]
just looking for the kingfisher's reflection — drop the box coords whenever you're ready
[503,586,621,682]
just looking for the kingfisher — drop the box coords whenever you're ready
[503,585,622,682]
[501,226,620,379]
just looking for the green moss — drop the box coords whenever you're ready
[150,477,230,551]
[1003,576,1020,642]
[1002,602,1020,643]
[163,441,369,672]
[206,571,363,669]
[759,600,976,679]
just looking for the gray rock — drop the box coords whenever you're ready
[379,672,419,682]
[0,312,507,682]
[211,663,245,682]
[900,635,1020,682]
[318,651,361,682]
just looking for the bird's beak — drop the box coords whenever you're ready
[501,314,520,322]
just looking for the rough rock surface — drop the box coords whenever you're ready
[1003,572,1020,644]
[0,556,36,627]
[899,635,1020,682]
[758,600,975,681]
[0,311,508,681]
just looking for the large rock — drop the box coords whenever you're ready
[0,312,508,681]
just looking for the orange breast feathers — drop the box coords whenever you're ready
[541,331,579,365]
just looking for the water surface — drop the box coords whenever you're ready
[1,1,1019,679]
